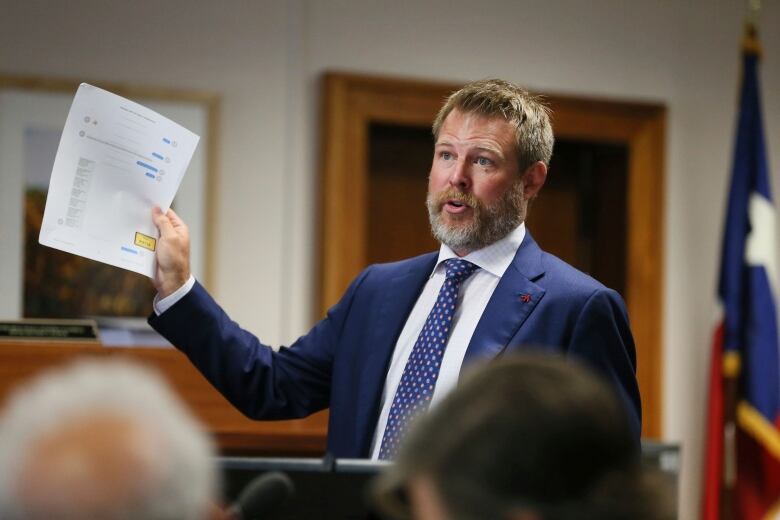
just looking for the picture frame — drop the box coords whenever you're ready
[0,75,219,320]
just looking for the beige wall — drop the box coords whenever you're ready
[3,1,780,517]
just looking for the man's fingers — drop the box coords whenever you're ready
[166,208,187,230]
[167,209,187,233]
[152,208,176,236]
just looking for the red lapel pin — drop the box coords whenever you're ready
[520,294,531,303]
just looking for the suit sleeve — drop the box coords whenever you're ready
[148,270,370,420]
[566,288,643,439]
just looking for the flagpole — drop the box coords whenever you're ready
[705,0,780,513]
[746,0,761,33]
[722,358,737,520]
[742,21,762,58]
[715,7,764,518]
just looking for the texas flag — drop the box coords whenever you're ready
[703,27,780,520]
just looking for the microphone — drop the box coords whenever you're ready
[226,471,295,519]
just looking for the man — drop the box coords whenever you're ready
[149,79,641,458]
[373,354,673,520]
[0,360,220,520]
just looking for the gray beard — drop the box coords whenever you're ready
[427,181,526,254]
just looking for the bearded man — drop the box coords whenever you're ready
[149,79,641,459]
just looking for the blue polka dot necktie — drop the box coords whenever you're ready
[378,258,479,459]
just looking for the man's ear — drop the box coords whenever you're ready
[521,161,548,199]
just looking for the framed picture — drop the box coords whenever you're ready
[0,75,218,320]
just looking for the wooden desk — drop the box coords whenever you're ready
[0,341,328,455]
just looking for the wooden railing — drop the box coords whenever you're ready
[0,340,328,455]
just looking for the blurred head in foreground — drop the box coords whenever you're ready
[374,354,673,520]
[0,359,219,520]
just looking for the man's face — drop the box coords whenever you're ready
[427,109,526,255]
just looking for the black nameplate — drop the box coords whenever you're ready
[0,320,99,341]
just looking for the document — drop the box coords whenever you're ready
[39,83,199,278]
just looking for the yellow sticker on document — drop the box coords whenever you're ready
[134,232,157,251]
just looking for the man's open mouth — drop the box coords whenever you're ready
[444,199,471,213]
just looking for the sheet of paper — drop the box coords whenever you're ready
[39,83,199,278]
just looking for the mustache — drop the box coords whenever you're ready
[429,189,481,209]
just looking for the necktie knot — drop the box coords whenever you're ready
[443,258,479,282]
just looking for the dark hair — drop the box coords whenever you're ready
[375,354,672,520]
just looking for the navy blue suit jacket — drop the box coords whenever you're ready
[149,233,641,457]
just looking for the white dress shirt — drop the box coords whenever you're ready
[368,224,525,458]
[153,275,196,315]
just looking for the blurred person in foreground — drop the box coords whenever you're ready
[374,354,674,520]
[0,360,220,520]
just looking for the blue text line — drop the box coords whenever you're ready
[136,160,158,173]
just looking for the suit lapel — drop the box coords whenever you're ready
[356,254,437,432]
[462,233,547,368]
[372,257,436,361]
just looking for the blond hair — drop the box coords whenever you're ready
[432,79,554,171]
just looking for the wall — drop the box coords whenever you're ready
[2,1,779,517]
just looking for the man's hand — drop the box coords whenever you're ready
[152,207,191,298]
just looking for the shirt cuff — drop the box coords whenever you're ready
[153,275,196,315]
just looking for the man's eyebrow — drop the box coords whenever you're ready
[474,145,503,156]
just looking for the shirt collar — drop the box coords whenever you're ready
[433,223,526,278]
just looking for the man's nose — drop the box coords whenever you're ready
[448,159,471,190]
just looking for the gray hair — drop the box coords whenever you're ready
[0,359,218,520]
[432,79,554,171]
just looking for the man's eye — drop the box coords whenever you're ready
[476,157,492,166]
[441,151,453,160]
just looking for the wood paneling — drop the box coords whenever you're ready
[0,341,328,455]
